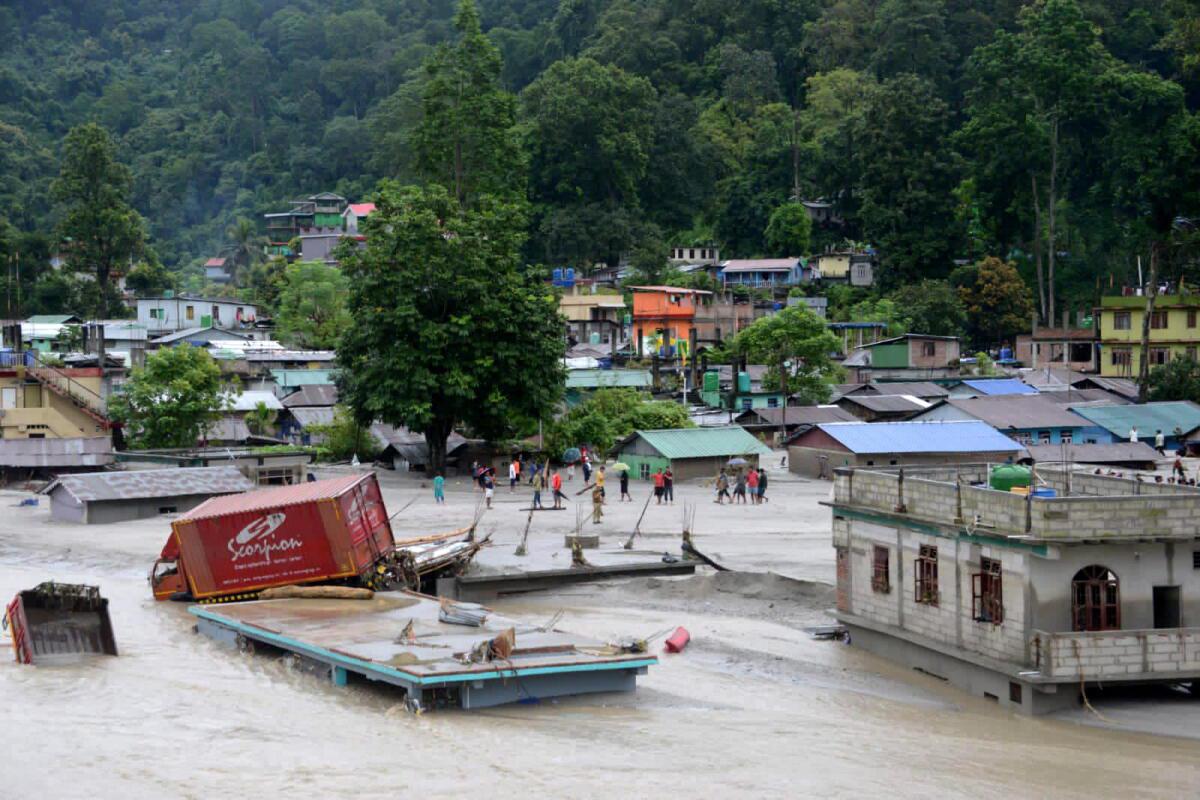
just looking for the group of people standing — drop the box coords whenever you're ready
[714,466,769,505]
[651,468,674,504]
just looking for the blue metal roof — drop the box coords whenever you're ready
[960,379,1039,396]
[816,421,1025,455]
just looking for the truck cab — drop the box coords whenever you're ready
[150,536,189,601]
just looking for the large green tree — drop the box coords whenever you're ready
[51,123,146,318]
[337,183,565,474]
[856,75,962,287]
[276,260,351,350]
[728,304,841,403]
[108,344,227,448]
[413,0,524,209]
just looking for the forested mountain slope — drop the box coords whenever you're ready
[1,0,1198,314]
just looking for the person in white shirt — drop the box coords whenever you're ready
[1130,426,1139,443]
[1155,429,1166,455]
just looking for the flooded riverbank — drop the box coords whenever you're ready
[2,475,1198,798]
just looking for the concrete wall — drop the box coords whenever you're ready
[837,514,1031,666]
[1028,541,1200,632]
[84,494,216,524]
[1035,628,1200,680]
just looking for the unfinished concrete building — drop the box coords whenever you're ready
[829,465,1200,714]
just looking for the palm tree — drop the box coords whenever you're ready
[246,401,277,437]
[225,217,267,286]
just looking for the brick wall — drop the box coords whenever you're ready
[1036,628,1200,679]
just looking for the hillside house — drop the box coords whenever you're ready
[630,286,712,357]
[911,395,1110,445]
[137,296,259,335]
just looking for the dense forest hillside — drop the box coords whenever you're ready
[1,0,1198,326]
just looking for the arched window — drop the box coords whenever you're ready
[1071,565,1120,631]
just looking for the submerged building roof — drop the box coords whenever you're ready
[808,421,1025,455]
[42,466,253,503]
[614,425,772,459]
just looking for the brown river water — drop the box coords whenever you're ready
[1,480,1198,798]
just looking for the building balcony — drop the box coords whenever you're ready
[1031,628,1200,681]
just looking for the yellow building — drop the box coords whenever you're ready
[0,364,110,439]
[558,287,628,348]
[1097,295,1200,377]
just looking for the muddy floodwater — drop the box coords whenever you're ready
[2,469,1198,798]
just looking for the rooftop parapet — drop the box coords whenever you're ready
[832,465,1200,543]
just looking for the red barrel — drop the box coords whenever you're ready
[664,626,690,653]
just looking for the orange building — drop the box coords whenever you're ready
[630,286,712,357]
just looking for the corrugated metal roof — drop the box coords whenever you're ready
[152,327,251,345]
[0,436,113,468]
[1068,401,1200,437]
[180,473,370,520]
[622,426,772,459]
[44,466,254,504]
[208,416,251,443]
[290,407,335,428]
[842,381,949,398]
[813,421,1025,455]
[839,395,930,413]
[271,368,337,388]
[927,396,1090,429]
[960,379,1039,396]
[1042,388,1129,405]
[225,391,284,411]
[1025,442,1161,464]
[281,385,338,408]
[565,369,652,389]
[720,258,800,272]
[738,406,857,426]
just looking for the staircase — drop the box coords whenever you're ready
[26,357,112,429]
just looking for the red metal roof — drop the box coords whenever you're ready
[204,257,228,268]
[179,473,371,520]
[348,203,376,216]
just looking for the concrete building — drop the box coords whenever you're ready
[610,425,772,482]
[42,466,255,524]
[0,359,111,439]
[911,395,1110,445]
[116,448,314,485]
[0,436,112,476]
[813,250,875,287]
[137,296,259,335]
[788,420,1025,478]
[668,245,720,266]
[1096,293,1200,378]
[846,334,961,382]
[1015,310,1096,372]
[829,464,1200,714]
[558,287,628,349]
[719,258,810,290]
[630,286,712,357]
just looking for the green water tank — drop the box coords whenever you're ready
[736,372,752,393]
[589,331,600,344]
[703,370,720,392]
[989,464,1032,492]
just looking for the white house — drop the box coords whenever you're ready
[137,296,259,334]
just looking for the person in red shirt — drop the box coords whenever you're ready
[653,468,666,504]
[551,469,564,509]
[747,467,760,505]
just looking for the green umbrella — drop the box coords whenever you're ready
[610,462,631,472]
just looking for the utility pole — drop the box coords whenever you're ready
[1138,249,1158,403]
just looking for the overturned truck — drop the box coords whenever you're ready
[6,582,118,664]
[150,473,480,603]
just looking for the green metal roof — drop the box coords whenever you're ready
[26,314,78,324]
[622,425,772,459]
[565,369,652,390]
[1068,401,1200,437]
[271,368,337,388]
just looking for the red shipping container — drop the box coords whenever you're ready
[152,474,396,601]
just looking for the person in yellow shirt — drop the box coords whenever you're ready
[595,465,606,503]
